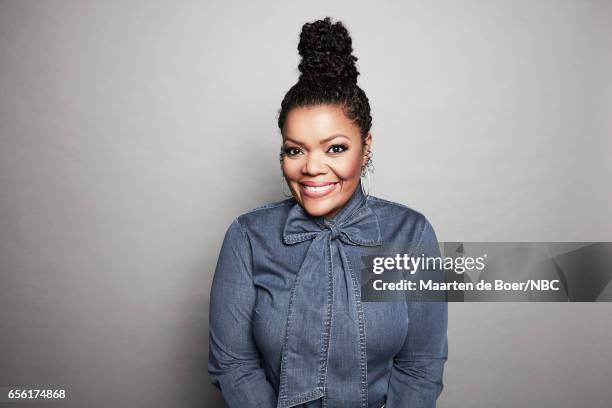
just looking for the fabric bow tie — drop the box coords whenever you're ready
[277,188,382,408]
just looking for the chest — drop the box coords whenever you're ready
[251,240,409,370]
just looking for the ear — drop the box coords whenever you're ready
[362,133,373,167]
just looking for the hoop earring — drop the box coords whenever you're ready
[281,176,293,198]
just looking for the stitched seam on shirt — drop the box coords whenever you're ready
[283,388,324,406]
[277,261,301,406]
[342,248,369,408]
[414,217,429,255]
[238,198,294,217]
[319,236,334,394]
[284,232,317,244]
[366,195,414,211]
[233,218,254,283]
[342,233,380,246]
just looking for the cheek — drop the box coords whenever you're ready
[282,160,300,179]
[331,151,363,179]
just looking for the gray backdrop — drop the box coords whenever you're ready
[1,0,611,407]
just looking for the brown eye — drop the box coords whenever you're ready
[328,144,348,154]
[283,147,302,156]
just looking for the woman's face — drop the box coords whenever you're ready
[281,104,372,219]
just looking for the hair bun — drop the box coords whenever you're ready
[297,17,359,84]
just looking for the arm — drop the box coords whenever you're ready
[208,219,278,408]
[386,220,448,408]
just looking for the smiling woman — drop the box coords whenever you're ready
[208,16,448,408]
[281,104,371,218]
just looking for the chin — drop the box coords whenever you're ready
[302,202,337,218]
[297,193,340,216]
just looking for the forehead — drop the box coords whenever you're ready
[283,104,361,142]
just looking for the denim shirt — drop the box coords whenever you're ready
[208,184,448,408]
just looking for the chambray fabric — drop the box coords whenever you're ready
[208,184,448,408]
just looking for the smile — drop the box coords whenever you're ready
[299,181,339,198]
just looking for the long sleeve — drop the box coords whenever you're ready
[385,219,448,408]
[208,219,278,408]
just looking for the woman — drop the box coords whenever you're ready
[208,17,448,408]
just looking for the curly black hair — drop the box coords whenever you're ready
[277,17,372,143]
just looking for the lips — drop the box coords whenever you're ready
[299,181,339,198]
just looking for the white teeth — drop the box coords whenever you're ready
[303,184,335,192]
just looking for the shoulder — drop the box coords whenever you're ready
[366,195,429,226]
[219,198,294,251]
[366,195,437,243]
[233,198,295,234]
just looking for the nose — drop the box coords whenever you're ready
[302,151,327,175]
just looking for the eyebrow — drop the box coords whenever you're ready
[283,134,350,146]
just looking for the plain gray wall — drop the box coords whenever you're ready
[1,0,611,407]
